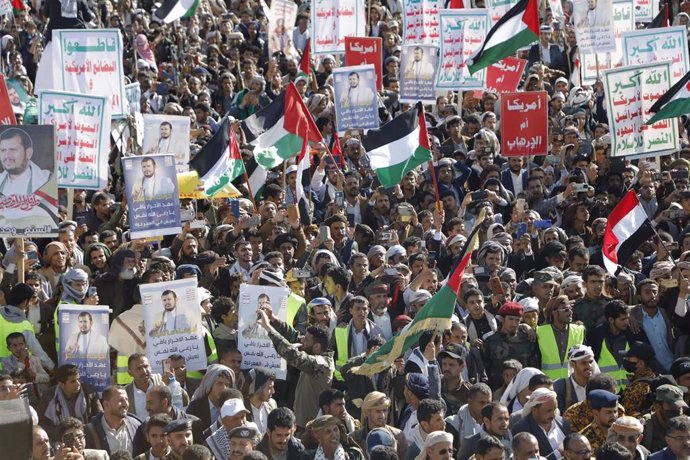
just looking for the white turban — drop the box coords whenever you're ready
[522,388,558,417]
[415,431,454,460]
[500,367,544,405]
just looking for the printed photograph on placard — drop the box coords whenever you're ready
[333,64,380,134]
[142,114,191,173]
[140,278,206,374]
[0,125,59,236]
[400,45,439,104]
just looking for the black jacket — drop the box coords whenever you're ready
[257,433,305,459]
[84,412,142,455]
[511,413,570,459]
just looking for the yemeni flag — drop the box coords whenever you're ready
[649,3,669,28]
[362,102,432,188]
[154,0,200,23]
[189,117,245,197]
[241,83,322,170]
[353,208,486,376]
[298,39,311,79]
[646,69,690,124]
[467,0,539,74]
[602,190,655,276]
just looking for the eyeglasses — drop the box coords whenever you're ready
[438,448,457,455]
[568,449,593,457]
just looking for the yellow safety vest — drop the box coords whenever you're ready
[598,339,629,392]
[287,293,304,327]
[188,330,218,379]
[334,326,349,381]
[537,324,586,380]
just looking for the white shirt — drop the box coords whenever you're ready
[251,402,271,434]
[352,327,367,356]
[133,384,148,419]
[345,199,362,225]
[570,376,586,402]
[372,312,393,340]
[542,421,566,459]
[27,302,41,333]
[510,170,524,195]
[101,416,132,454]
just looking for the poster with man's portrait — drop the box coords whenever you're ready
[140,278,206,374]
[400,45,439,104]
[573,0,616,54]
[58,305,110,391]
[333,65,380,135]
[123,154,181,239]
[142,114,191,173]
[237,283,289,379]
[0,125,59,237]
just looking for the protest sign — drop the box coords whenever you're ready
[142,114,191,174]
[485,0,519,25]
[402,0,441,45]
[141,278,206,374]
[0,76,15,125]
[122,154,181,238]
[581,0,634,85]
[603,63,677,158]
[237,284,289,379]
[486,57,527,94]
[0,125,59,237]
[38,91,109,190]
[634,0,657,22]
[573,0,615,54]
[500,91,549,156]
[333,64,379,134]
[400,45,439,104]
[436,9,488,90]
[345,37,383,90]
[622,27,689,84]
[124,82,141,114]
[52,29,127,117]
[312,0,364,54]
[58,305,110,392]
[0,0,12,17]
[268,0,298,58]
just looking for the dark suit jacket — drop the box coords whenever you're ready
[511,413,570,459]
[649,448,677,460]
[527,44,566,73]
[553,377,581,414]
[84,412,141,455]
[500,169,529,196]
[186,396,213,430]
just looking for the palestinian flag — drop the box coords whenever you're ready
[602,191,655,276]
[353,208,486,376]
[649,3,669,28]
[362,102,432,188]
[241,83,322,170]
[294,137,310,204]
[646,69,690,124]
[467,0,539,74]
[232,156,267,202]
[154,0,200,23]
[298,39,311,79]
[189,117,244,197]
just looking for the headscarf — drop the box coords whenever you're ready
[522,388,557,417]
[567,344,601,377]
[84,243,111,272]
[60,268,89,303]
[191,364,235,401]
[500,367,545,404]
[352,391,390,424]
[414,431,454,460]
[42,241,68,266]
[135,34,156,68]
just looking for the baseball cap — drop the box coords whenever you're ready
[656,384,689,409]
[220,399,250,418]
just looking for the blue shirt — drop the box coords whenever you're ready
[642,309,674,371]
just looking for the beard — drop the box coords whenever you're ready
[119,267,137,280]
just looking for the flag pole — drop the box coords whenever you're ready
[242,164,258,210]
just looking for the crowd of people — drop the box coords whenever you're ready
[2,0,690,459]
